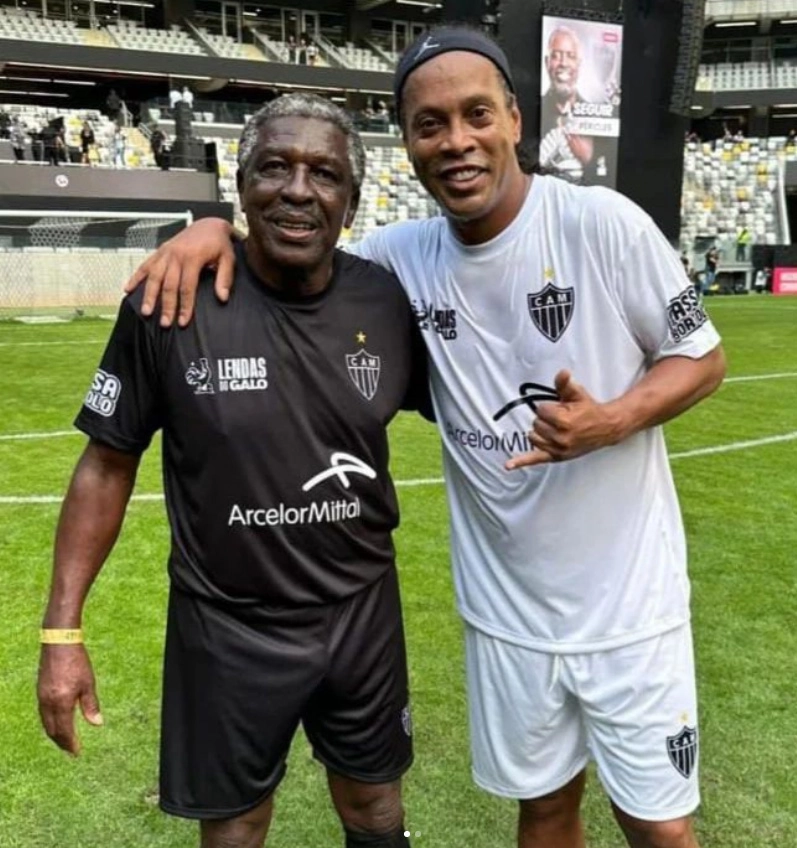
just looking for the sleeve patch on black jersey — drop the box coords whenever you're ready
[667,287,707,343]
[84,368,122,417]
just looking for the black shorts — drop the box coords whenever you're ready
[159,568,412,819]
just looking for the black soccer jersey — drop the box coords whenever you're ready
[76,245,430,605]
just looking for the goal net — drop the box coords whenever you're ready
[0,210,193,321]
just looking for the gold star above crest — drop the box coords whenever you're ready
[544,267,555,280]
[356,331,366,345]
[680,712,689,724]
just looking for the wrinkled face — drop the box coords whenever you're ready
[546,32,580,100]
[237,116,357,282]
[401,51,525,245]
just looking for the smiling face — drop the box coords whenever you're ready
[401,51,527,245]
[546,30,581,102]
[237,116,358,294]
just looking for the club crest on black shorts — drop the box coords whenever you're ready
[666,725,698,779]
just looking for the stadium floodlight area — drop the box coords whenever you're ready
[0,210,193,321]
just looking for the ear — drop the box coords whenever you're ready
[344,186,360,230]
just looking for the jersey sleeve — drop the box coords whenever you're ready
[348,227,396,272]
[613,218,721,362]
[401,316,435,422]
[74,297,163,454]
[349,220,430,277]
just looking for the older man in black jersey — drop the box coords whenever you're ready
[37,95,429,848]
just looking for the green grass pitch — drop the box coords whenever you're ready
[0,296,795,847]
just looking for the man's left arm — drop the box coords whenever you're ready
[506,350,725,468]
[508,212,726,469]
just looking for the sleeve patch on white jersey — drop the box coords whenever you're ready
[84,368,122,417]
[667,287,708,343]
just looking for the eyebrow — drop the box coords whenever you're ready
[412,92,501,120]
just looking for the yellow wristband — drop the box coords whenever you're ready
[40,628,84,645]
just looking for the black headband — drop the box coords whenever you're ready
[393,28,516,121]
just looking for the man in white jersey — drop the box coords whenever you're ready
[125,26,726,848]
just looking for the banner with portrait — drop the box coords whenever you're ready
[539,15,623,188]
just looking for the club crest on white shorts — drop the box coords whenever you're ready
[666,725,698,779]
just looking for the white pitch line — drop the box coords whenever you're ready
[669,431,797,460]
[723,372,797,384]
[0,430,79,442]
[2,371,796,445]
[2,431,796,505]
[0,340,106,348]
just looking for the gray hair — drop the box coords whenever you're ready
[237,93,366,191]
[546,25,582,60]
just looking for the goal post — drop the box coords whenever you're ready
[0,210,193,321]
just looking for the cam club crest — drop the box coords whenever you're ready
[528,282,575,343]
[666,725,698,779]
[346,348,381,401]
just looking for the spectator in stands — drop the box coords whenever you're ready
[286,33,298,63]
[28,121,44,162]
[10,117,26,162]
[298,32,311,65]
[41,122,60,167]
[56,125,68,165]
[0,109,10,140]
[182,86,194,108]
[306,36,319,66]
[735,225,751,262]
[169,85,182,114]
[113,127,126,168]
[787,128,796,150]
[703,244,719,294]
[753,267,767,294]
[106,88,122,123]
[375,100,390,128]
[150,124,169,170]
[80,121,95,165]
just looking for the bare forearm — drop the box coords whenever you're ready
[43,442,140,628]
[606,346,726,443]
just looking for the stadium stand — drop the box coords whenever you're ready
[106,21,207,55]
[193,28,265,61]
[680,136,797,261]
[339,42,392,73]
[0,5,83,45]
[697,62,797,92]
[0,104,154,169]
[0,0,792,281]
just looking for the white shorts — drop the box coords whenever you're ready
[465,623,700,822]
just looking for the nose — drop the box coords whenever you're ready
[440,117,476,156]
[280,164,313,203]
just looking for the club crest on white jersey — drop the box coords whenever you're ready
[528,282,575,343]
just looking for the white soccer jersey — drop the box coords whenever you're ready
[353,175,721,652]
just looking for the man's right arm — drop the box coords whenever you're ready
[38,440,141,756]
[124,217,408,327]
[124,217,238,327]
